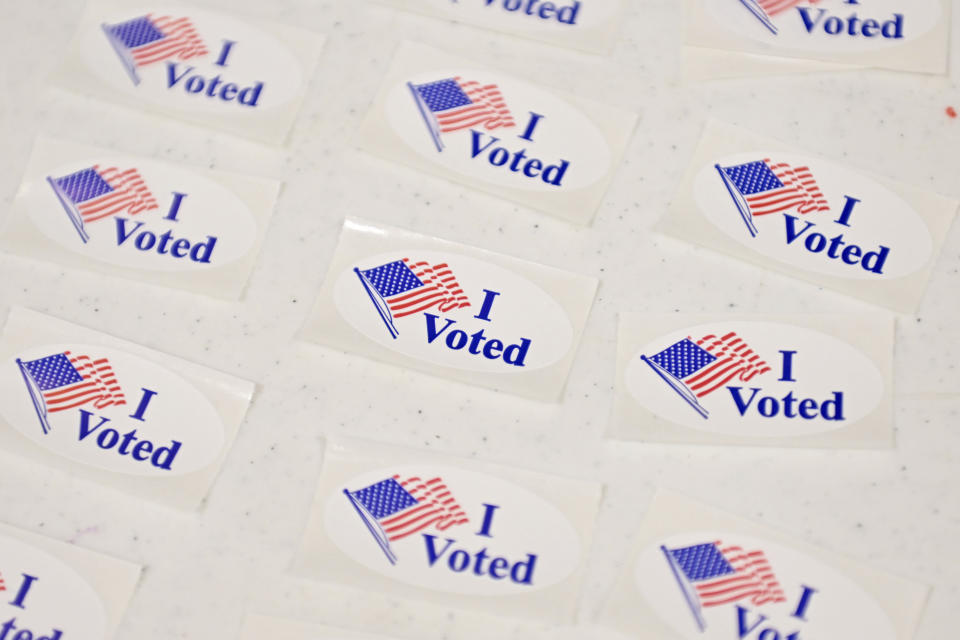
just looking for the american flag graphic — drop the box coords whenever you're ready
[756,0,821,18]
[50,165,159,225]
[359,258,471,321]
[413,77,515,134]
[667,541,787,609]
[347,475,469,542]
[20,351,126,414]
[720,159,829,219]
[648,332,771,399]
[104,14,207,68]
[0,571,5,592]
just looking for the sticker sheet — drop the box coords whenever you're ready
[599,492,929,640]
[356,42,637,225]
[684,0,950,76]
[661,121,958,313]
[0,307,255,510]
[0,522,141,640]
[300,218,598,402]
[373,0,624,54]
[51,1,326,144]
[293,437,602,621]
[0,137,280,300]
[611,313,894,448]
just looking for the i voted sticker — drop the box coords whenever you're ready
[684,0,949,74]
[599,493,929,640]
[357,42,636,224]
[372,0,624,54]
[0,523,141,640]
[612,314,893,448]
[294,438,601,621]
[662,121,957,312]
[0,308,255,510]
[0,137,279,299]
[301,219,597,402]
[52,2,325,143]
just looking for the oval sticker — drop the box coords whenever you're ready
[333,250,574,373]
[694,151,933,280]
[324,465,582,595]
[0,344,225,477]
[635,532,896,640]
[29,156,258,272]
[0,533,108,638]
[624,321,884,437]
[703,0,941,54]
[81,7,304,114]
[384,70,611,192]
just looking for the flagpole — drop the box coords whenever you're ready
[354,268,399,339]
[641,355,709,419]
[715,164,759,238]
[45,176,90,244]
[661,545,707,632]
[100,23,141,85]
[738,0,778,35]
[407,82,444,153]
[16,359,52,435]
[343,489,398,565]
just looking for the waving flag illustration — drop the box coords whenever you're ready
[662,541,787,632]
[101,14,208,85]
[738,0,822,35]
[344,474,469,565]
[0,571,5,592]
[716,158,829,238]
[408,76,516,152]
[641,332,771,419]
[46,165,159,244]
[354,258,471,339]
[16,351,126,436]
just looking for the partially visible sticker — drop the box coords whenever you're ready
[51,2,326,143]
[372,0,624,54]
[599,492,929,640]
[293,438,601,621]
[357,42,637,225]
[684,0,949,75]
[0,522,141,640]
[612,313,893,448]
[301,219,597,402]
[661,121,958,312]
[0,307,255,510]
[0,137,279,299]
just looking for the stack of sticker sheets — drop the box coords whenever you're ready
[0,1,956,639]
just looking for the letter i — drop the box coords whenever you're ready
[518,112,545,142]
[476,504,500,538]
[214,40,236,67]
[9,574,38,609]
[165,192,188,221]
[473,289,501,322]
[791,585,818,621]
[129,388,159,422]
[779,350,798,382]
[835,196,860,228]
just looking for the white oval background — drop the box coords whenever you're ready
[704,0,941,53]
[0,534,108,640]
[82,5,303,112]
[385,69,611,191]
[624,321,884,437]
[694,151,933,280]
[325,465,582,595]
[0,343,225,476]
[635,532,896,640]
[334,250,574,372]
[443,0,621,34]
[25,156,258,272]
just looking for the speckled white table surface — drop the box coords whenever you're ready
[1,1,959,639]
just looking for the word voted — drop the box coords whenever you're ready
[162,41,265,108]
[421,504,538,585]
[114,193,218,264]
[782,197,890,275]
[483,0,582,25]
[3,574,63,639]
[422,290,532,367]
[797,8,904,39]
[468,113,571,187]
